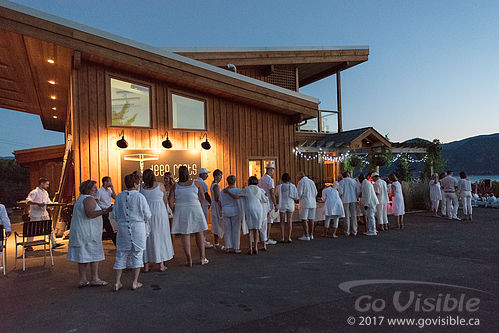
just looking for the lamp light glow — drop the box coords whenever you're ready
[48,80,56,85]
[52,115,58,119]
[50,95,56,100]
[47,59,55,64]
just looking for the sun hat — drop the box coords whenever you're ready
[199,168,211,174]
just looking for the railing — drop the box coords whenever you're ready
[298,110,339,133]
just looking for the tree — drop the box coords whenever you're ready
[421,139,445,180]
[395,153,411,181]
[112,102,138,126]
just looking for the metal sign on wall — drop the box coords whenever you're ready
[120,149,201,189]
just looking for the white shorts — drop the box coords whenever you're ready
[300,207,316,220]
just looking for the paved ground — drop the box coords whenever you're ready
[0,208,497,332]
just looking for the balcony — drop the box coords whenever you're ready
[298,110,339,133]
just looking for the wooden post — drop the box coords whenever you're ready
[336,71,343,132]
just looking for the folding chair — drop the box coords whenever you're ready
[1,226,6,276]
[15,220,54,271]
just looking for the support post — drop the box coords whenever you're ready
[336,71,343,132]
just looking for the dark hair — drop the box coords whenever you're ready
[79,180,96,195]
[358,173,365,183]
[459,171,466,179]
[179,166,190,182]
[227,175,236,185]
[125,174,139,189]
[388,173,398,182]
[248,176,259,185]
[439,172,447,179]
[281,173,291,182]
[446,170,453,175]
[39,177,49,185]
[342,171,350,178]
[102,176,111,184]
[213,169,222,178]
[143,169,155,188]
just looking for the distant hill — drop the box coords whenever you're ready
[441,133,499,175]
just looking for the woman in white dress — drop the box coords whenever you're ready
[275,173,298,243]
[171,166,209,266]
[227,176,268,255]
[429,173,442,217]
[321,185,345,238]
[141,169,174,272]
[67,180,110,288]
[210,169,224,249]
[458,171,473,220]
[112,174,152,291]
[221,175,243,254]
[389,174,405,229]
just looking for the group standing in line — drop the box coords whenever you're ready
[429,170,473,221]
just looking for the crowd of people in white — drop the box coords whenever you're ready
[0,164,493,289]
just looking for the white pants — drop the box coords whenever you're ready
[441,193,447,215]
[431,200,440,212]
[461,192,472,215]
[325,215,340,228]
[224,215,241,250]
[365,206,377,235]
[343,202,358,236]
[445,192,459,219]
[202,205,209,238]
[113,249,144,269]
[375,203,388,225]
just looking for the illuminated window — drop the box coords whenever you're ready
[110,78,151,127]
[248,159,277,183]
[171,94,206,130]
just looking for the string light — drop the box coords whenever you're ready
[295,148,428,164]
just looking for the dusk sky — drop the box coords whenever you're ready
[1,0,498,156]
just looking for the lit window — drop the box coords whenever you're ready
[172,94,206,130]
[110,78,151,127]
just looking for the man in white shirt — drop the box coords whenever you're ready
[258,163,278,245]
[373,173,389,231]
[25,178,63,249]
[96,176,117,245]
[198,168,213,248]
[297,171,318,241]
[440,171,460,220]
[339,171,360,236]
[360,174,379,236]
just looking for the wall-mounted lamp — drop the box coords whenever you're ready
[200,132,211,150]
[116,130,128,149]
[162,131,173,149]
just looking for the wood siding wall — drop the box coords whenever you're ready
[72,60,297,190]
[238,66,297,92]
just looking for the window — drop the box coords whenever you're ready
[171,93,206,130]
[299,117,319,132]
[248,158,277,183]
[321,111,338,133]
[110,77,151,127]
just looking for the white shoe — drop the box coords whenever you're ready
[266,239,277,245]
[204,241,214,249]
[298,235,310,241]
[453,217,461,221]
[310,235,314,240]
[364,231,377,236]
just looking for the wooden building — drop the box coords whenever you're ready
[1,1,370,201]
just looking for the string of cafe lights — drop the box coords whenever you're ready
[294,148,428,164]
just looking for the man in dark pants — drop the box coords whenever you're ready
[95,176,117,245]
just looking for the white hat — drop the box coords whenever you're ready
[199,168,211,174]
[265,162,275,169]
[371,172,380,177]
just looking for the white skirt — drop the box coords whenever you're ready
[67,241,105,263]
[172,204,208,234]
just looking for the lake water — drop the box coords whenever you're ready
[465,175,499,183]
